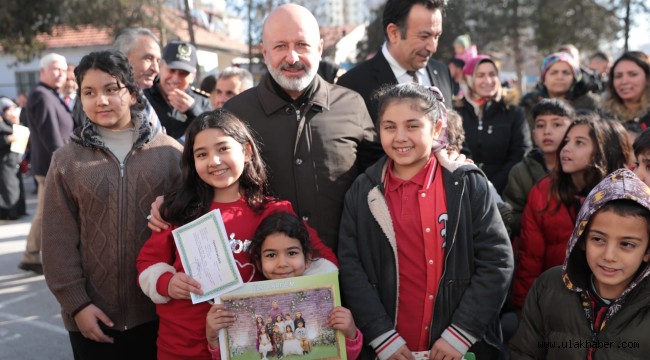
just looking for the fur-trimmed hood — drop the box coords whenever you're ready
[70,111,154,150]
[454,87,520,116]
[601,84,650,123]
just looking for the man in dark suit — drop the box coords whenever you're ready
[19,53,74,274]
[337,0,452,123]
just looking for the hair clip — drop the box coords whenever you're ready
[428,86,445,104]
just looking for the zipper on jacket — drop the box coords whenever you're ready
[93,146,129,330]
[85,124,150,329]
[116,138,148,330]
[119,152,129,330]
[112,149,134,330]
[294,103,310,122]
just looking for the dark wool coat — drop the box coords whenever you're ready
[455,98,532,194]
[224,74,382,250]
[26,82,74,176]
[339,156,513,359]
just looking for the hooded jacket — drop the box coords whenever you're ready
[509,168,650,359]
[42,114,183,332]
[339,155,513,359]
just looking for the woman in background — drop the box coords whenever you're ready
[601,51,650,139]
[0,97,26,220]
[455,55,531,194]
[521,52,600,127]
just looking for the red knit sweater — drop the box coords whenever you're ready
[137,198,337,360]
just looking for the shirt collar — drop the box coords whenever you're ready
[385,155,435,191]
[382,42,426,81]
[258,74,330,116]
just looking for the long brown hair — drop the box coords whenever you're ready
[161,109,270,225]
[602,51,650,121]
[549,113,611,212]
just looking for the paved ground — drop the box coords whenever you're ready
[0,175,74,360]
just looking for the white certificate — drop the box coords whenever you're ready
[172,209,244,304]
[10,124,30,155]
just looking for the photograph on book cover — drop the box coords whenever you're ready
[218,273,346,360]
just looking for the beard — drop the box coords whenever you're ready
[266,60,317,93]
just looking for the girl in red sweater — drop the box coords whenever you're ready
[136,110,336,359]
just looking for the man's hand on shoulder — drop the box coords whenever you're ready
[148,195,170,232]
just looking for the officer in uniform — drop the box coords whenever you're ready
[144,41,211,141]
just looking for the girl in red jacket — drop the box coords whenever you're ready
[136,110,336,360]
[513,113,628,308]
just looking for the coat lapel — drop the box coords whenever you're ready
[371,51,398,88]
[426,61,441,87]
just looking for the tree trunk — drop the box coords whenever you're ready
[156,0,166,47]
[248,0,254,72]
[184,0,196,45]
[184,0,199,78]
[509,0,524,95]
[624,0,630,52]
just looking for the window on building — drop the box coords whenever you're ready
[15,71,40,95]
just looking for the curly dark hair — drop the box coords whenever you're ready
[248,212,314,271]
[74,50,146,116]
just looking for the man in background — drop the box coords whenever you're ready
[113,27,163,132]
[144,41,210,140]
[19,53,74,274]
[448,57,465,100]
[61,64,77,112]
[588,51,611,93]
[337,0,452,123]
[211,67,253,109]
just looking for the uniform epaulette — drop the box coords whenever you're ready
[191,86,210,98]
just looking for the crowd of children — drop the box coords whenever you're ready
[42,46,650,360]
[253,309,312,359]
